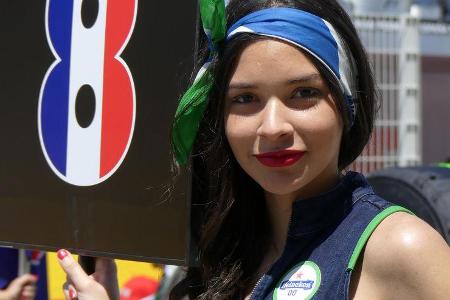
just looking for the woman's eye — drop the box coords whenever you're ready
[293,88,321,99]
[232,94,254,104]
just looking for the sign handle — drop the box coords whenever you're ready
[79,255,96,275]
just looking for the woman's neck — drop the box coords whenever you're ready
[264,171,340,257]
[265,192,295,255]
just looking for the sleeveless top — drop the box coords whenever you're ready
[248,171,412,300]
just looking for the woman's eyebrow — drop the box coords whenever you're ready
[287,73,322,84]
[228,73,323,90]
[228,82,256,90]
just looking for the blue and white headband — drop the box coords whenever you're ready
[173,5,358,165]
[227,7,358,124]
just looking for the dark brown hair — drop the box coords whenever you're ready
[171,0,377,298]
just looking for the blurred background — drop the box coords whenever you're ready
[340,0,450,172]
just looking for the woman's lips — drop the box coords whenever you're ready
[254,150,305,168]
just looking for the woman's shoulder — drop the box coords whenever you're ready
[353,211,450,299]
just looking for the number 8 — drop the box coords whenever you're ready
[38,0,137,186]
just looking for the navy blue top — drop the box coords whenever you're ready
[249,171,404,300]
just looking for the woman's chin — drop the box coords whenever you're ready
[256,175,309,198]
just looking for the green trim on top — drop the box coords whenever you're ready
[438,163,450,169]
[347,205,414,271]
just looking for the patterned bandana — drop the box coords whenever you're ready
[172,0,226,165]
[173,4,357,165]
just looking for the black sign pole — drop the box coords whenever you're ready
[79,255,96,275]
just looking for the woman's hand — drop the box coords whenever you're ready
[57,249,119,300]
[0,274,37,300]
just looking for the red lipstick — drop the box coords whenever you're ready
[254,149,305,168]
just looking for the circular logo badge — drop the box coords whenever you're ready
[273,261,321,300]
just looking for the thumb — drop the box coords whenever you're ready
[10,274,36,286]
[57,249,91,292]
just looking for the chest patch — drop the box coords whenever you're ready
[273,261,321,300]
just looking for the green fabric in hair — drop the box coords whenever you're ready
[172,0,226,165]
[173,70,214,165]
[200,0,227,48]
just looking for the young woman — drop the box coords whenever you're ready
[57,0,450,299]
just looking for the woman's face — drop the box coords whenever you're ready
[224,39,343,200]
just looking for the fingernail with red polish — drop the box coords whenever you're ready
[57,249,69,260]
[69,288,76,300]
[32,275,39,281]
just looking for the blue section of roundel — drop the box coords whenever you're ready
[227,8,340,78]
[41,0,74,175]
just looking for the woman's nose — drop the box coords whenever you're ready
[256,98,294,141]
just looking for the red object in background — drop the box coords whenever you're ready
[120,276,159,300]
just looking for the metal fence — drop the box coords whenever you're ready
[350,14,422,174]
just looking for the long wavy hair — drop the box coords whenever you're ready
[171,0,377,298]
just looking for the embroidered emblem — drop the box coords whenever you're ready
[273,261,321,300]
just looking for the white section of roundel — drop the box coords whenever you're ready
[66,0,107,185]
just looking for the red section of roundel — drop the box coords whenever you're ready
[100,0,136,177]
